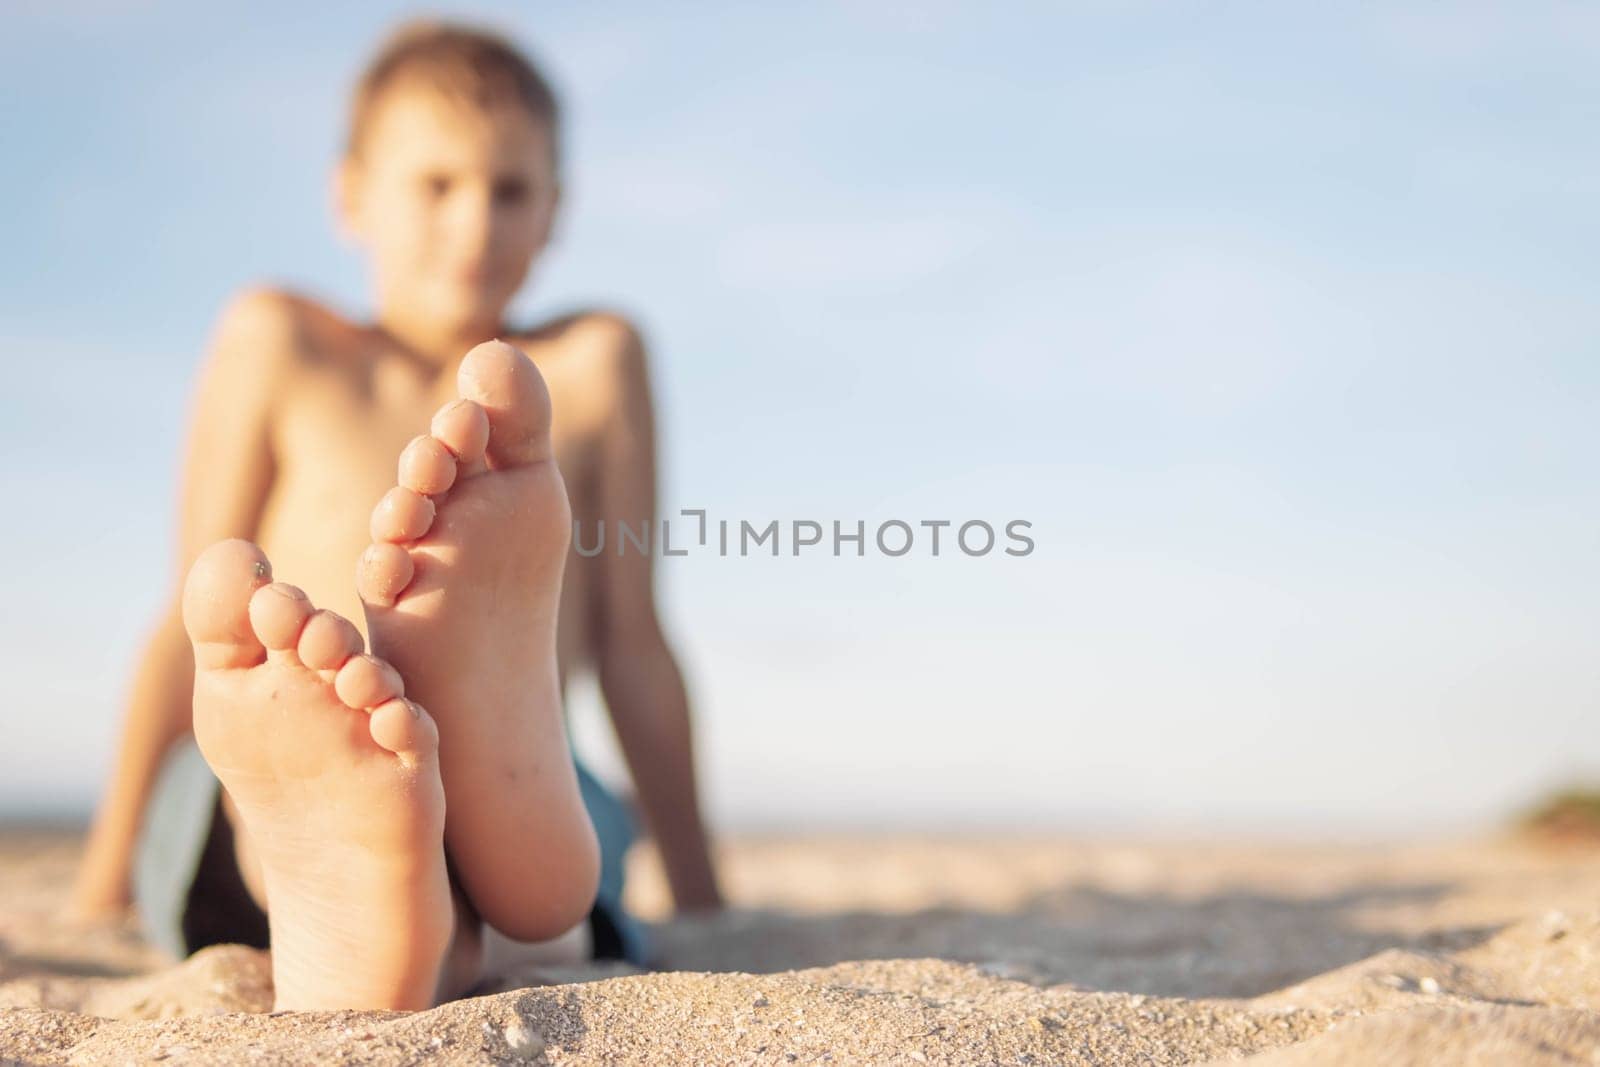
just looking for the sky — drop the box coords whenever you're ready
[2,2,1597,833]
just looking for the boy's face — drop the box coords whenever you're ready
[339,85,558,337]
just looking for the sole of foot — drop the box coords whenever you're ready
[184,538,453,1011]
[356,339,599,944]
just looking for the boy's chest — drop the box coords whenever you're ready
[270,365,594,520]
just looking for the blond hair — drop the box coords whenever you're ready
[345,20,561,163]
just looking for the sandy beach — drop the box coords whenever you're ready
[4,828,1600,1064]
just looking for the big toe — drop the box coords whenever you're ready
[457,339,553,468]
[183,539,273,669]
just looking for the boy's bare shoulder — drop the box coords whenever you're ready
[518,307,642,353]
[211,286,301,355]
[212,286,370,374]
[512,308,649,400]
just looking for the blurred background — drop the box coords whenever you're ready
[3,1,1596,835]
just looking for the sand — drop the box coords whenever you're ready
[4,829,1600,1065]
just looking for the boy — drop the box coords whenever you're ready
[67,21,722,1006]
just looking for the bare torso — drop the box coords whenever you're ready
[253,296,618,682]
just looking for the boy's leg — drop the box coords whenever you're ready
[357,341,600,944]
[128,739,265,959]
[181,539,454,1011]
[573,758,651,964]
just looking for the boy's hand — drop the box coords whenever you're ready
[64,879,134,927]
[669,871,725,914]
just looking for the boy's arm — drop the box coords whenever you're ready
[590,317,724,914]
[68,289,293,921]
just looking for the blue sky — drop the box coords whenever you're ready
[3,2,1598,830]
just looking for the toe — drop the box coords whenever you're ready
[298,610,364,671]
[370,487,436,543]
[183,540,273,669]
[457,339,553,468]
[334,654,405,709]
[430,398,489,470]
[368,698,439,761]
[357,542,415,608]
[398,435,457,496]
[248,583,314,652]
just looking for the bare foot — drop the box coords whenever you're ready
[356,340,599,942]
[183,539,453,1011]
